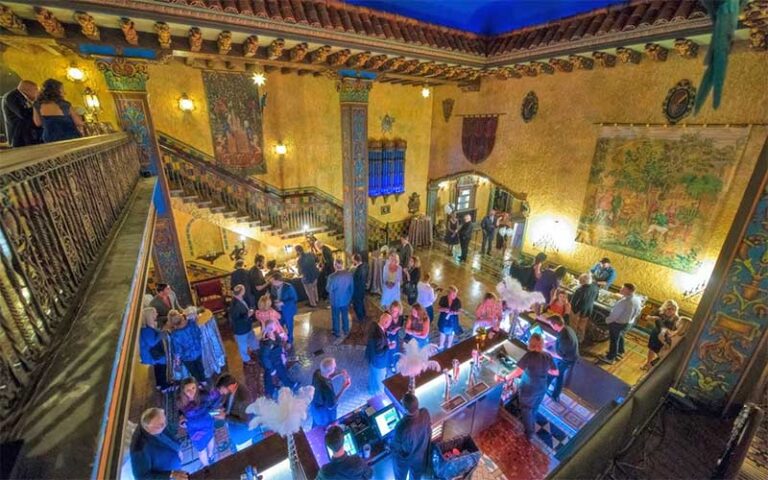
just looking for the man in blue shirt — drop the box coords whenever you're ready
[327,259,354,339]
[600,283,642,364]
[590,257,617,289]
[130,408,187,480]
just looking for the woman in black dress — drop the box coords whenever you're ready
[643,300,680,369]
[403,256,421,305]
[444,213,460,257]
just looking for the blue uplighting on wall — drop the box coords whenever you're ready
[344,0,629,35]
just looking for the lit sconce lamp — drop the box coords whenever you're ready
[83,87,101,111]
[421,86,431,98]
[681,260,716,298]
[178,93,195,112]
[531,218,574,254]
[302,224,309,233]
[66,63,86,82]
[252,72,267,87]
[274,143,287,156]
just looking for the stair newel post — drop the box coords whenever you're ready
[338,73,373,258]
[97,57,192,305]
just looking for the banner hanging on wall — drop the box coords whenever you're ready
[461,115,498,164]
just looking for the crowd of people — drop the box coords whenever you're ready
[132,229,683,479]
[2,78,84,147]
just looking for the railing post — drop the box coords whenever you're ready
[98,57,192,304]
[338,73,373,258]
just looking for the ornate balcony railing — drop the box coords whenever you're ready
[0,133,140,429]
[158,133,391,250]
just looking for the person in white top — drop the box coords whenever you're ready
[416,273,437,322]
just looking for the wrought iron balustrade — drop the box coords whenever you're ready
[158,133,390,249]
[0,133,140,429]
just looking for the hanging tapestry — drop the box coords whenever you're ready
[202,71,266,174]
[576,125,751,272]
[462,116,498,164]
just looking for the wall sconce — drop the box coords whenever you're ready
[178,93,195,112]
[274,143,287,155]
[421,86,431,98]
[252,72,267,87]
[66,63,85,82]
[83,87,101,111]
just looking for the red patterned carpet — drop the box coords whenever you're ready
[474,415,557,480]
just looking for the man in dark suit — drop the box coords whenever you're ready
[216,374,260,450]
[480,209,497,255]
[366,312,392,395]
[351,253,368,323]
[229,284,257,366]
[231,259,255,307]
[392,393,432,480]
[316,240,334,301]
[2,81,41,148]
[458,214,475,263]
[130,408,187,480]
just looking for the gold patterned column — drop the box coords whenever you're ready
[97,57,192,304]
[338,75,373,255]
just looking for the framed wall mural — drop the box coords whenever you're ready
[202,71,266,174]
[576,125,750,272]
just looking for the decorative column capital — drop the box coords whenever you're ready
[337,72,374,103]
[96,57,149,92]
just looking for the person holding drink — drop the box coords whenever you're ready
[310,357,351,428]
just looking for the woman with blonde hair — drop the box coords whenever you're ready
[138,307,171,391]
[643,299,681,370]
[437,285,462,349]
[505,333,559,439]
[474,292,502,333]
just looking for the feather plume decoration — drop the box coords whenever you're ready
[496,277,544,313]
[694,0,747,113]
[246,386,315,436]
[396,339,441,378]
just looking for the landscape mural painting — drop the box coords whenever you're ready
[202,71,266,174]
[576,125,750,272]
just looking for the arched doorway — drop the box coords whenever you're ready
[426,171,529,259]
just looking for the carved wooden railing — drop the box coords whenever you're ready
[158,133,391,249]
[0,133,140,429]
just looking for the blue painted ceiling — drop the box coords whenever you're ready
[344,1,630,35]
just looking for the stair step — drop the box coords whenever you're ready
[234,215,252,223]
[246,221,261,228]
[195,201,213,208]
[169,189,185,197]
[209,206,228,213]
[221,211,239,219]
[279,226,329,240]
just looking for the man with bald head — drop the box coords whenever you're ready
[2,80,41,147]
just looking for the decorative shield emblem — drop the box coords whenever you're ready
[442,98,455,122]
[461,116,499,165]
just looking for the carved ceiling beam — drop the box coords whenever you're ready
[74,11,99,41]
[427,63,450,77]
[413,61,436,76]
[267,38,285,60]
[297,69,312,76]
[217,31,232,55]
[289,42,308,62]
[592,51,616,68]
[674,38,699,58]
[280,67,294,74]
[263,65,279,73]
[238,35,257,57]
[346,51,371,68]
[549,58,573,73]
[154,22,171,49]
[119,18,139,45]
[645,43,668,61]
[616,47,641,64]
[35,7,64,38]
[327,49,351,66]
[496,67,522,79]
[365,54,387,70]
[309,45,332,64]
[398,59,420,74]
[742,0,768,50]
[569,54,594,70]
[381,56,406,71]
[531,61,554,75]
[188,27,202,52]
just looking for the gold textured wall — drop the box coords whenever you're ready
[146,61,432,222]
[429,45,768,312]
[367,83,434,221]
[1,47,118,127]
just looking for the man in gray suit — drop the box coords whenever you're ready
[327,259,354,339]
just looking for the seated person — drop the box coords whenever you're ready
[316,426,372,480]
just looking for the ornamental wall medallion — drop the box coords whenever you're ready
[381,114,395,135]
[521,91,538,123]
[663,80,696,124]
[442,98,455,122]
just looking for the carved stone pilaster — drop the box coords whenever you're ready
[645,43,669,61]
[35,7,64,38]
[674,38,699,58]
[617,47,642,64]
[337,75,373,103]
